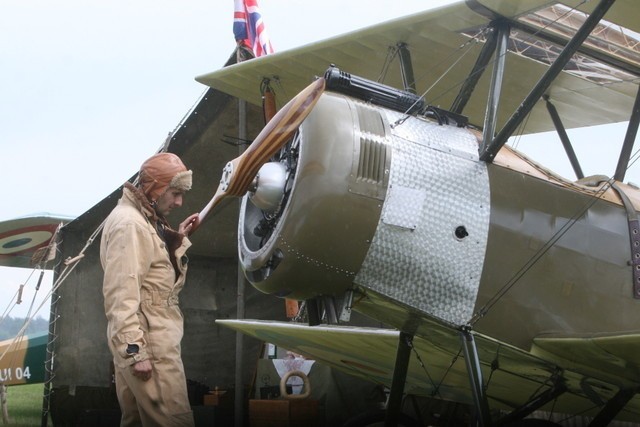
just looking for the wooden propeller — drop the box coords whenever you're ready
[191,77,326,234]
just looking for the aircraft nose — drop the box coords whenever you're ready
[238,91,384,300]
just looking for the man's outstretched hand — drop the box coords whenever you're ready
[179,213,200,236]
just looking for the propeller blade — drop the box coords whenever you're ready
[192,77,326,233]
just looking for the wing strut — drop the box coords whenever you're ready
[589,387,637,426]
[397,43,417,94]
[544,95,584,179]
[479,0,618,162]
[460,328,492,426]
[480,22,510,152]
[450,25,499,114]
[614,84,640,182]
[496,372,566,426]
[385,332,413,427]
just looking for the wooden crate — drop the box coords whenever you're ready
[249,399,318,427]
[203,389,233,410]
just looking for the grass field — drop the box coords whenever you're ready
[2,383,50,427]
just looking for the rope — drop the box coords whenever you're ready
[0,222,61,331]
[0,219,105,366]
[0,269,37,326]
[38,218,106,422]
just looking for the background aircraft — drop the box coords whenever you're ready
[0,215,68,390]
[0,333,47,387]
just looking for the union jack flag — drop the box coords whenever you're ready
[233,0,274,57]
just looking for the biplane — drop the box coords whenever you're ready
[191,0,640,425]
[0,214,68,389]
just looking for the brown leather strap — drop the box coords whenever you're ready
[611,182,640,298]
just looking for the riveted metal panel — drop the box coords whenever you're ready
[355,112,490,326]
[382,185,426,230]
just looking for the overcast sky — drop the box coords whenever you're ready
[1,0,638,320]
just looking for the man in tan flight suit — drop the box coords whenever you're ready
[101,152,200,426]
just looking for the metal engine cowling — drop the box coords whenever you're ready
[239,90,490,325]
[238,91,389,299]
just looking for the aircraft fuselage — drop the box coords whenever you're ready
[238,90,640,352]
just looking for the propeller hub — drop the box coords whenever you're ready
[248,162,287,213]
[220,161,234,191]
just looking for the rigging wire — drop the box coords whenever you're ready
[388,2,605,325]
[391,32,484,128]
[438,0,589,108]
[414,26,490,92]
[468,145,640,326]
[507,106,533,151]
[392,0,589,127]
[407,337,441,398]
[377,45,400,84]
[0,220,104,365]
[0,292,19,324]
[424,0,640,326]
[430,348,462,398]
[467,27,640,323]
[484,344,501,391]
[626,141,640,171]
[0,224,62,382]
[2,270,49,372]
[0,268,37,326]
[159,86,210,153]
[0,222,60,329]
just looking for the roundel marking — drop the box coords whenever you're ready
[0,225,57,256]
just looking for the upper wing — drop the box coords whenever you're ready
[475,0,639,38]
[219,319,640,422]
[0,214,73,269]
[196,0,639,135]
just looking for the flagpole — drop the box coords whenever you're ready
[231,3,273,425]
[234,43,248,427]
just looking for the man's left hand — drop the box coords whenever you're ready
[132,359,153,381]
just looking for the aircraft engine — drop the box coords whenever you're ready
[239,82,490,325]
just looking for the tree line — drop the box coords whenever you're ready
[0,316,49,340]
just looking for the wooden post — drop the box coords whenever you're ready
[1,383,10,425]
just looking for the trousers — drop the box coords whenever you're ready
[114,358,194,427]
